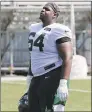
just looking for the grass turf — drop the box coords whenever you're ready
[1,79,91,111]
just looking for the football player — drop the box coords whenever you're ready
[18,2,72,112]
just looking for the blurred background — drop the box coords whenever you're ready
[1,1,91,111]
[0,0,91,77]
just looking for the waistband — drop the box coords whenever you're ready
[32,61,62,77]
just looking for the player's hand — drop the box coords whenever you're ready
[57,79,68,101]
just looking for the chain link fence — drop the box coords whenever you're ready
[1,1,91,74]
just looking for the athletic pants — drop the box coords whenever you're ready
[28,66,61,112]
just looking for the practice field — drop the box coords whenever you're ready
[1,79,91,111]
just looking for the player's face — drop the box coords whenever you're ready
[39,6,56,22]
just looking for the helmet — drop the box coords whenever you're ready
[18,92,29,112]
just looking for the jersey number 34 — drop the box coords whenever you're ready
[28,34,45,52]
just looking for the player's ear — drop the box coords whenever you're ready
[53,12,57,19]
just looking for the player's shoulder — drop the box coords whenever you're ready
[53,23,71,32]
[29,22,42,30]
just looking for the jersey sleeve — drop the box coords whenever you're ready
[28,24,37,37]
[54,25,72,41]
[28,24,34,32]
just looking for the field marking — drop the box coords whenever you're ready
[2,81,91,93]
[2,81,26,85]
[69,89,91,93]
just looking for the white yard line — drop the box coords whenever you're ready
[1,75,91,82]
[2,81,91,93]
[2,81,26,85]
[69,89,91,93]
[1,76,26,81]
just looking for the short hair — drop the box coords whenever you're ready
[44,2,60,17]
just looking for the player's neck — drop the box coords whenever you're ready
[42,20,55,27]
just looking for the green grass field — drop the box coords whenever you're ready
[1,79,91,111]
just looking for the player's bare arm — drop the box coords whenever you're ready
[56,38,73,102]
[56,41,73,80]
